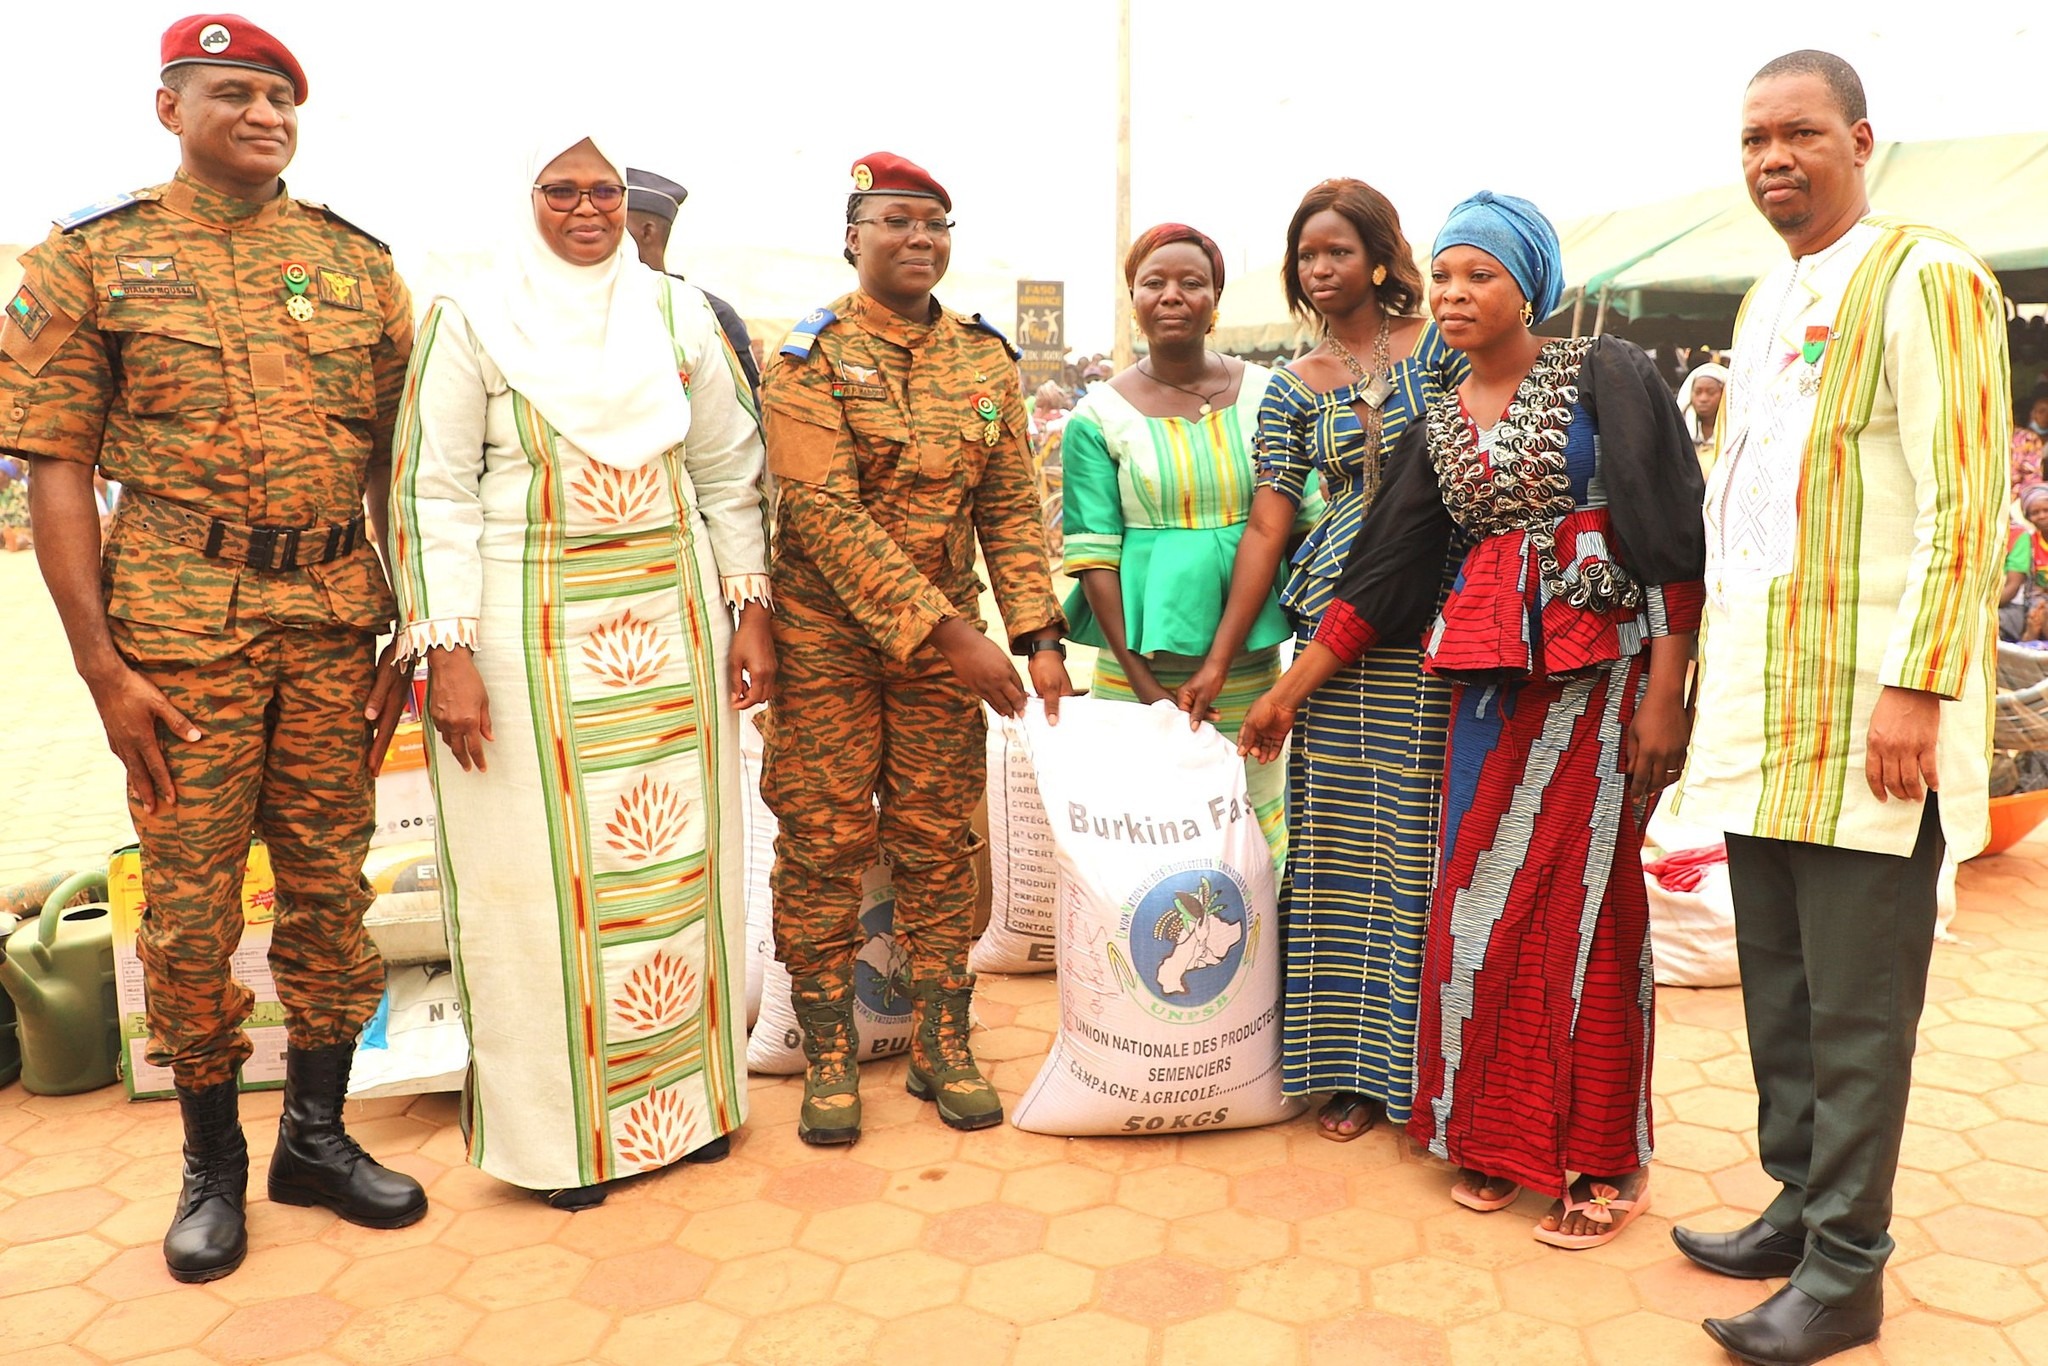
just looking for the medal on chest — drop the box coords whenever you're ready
[281,262,315,322]
[973,394,1000,447]
[1797,325,1832,397]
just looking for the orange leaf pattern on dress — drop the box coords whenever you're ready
[570,460,665,527]
[582,610,672,690]
[604,777,690,862]
[612,952,700,1035]
[615,1084,701,1171]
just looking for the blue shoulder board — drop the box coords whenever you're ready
[54,191,149,233]
[968,313,1021,360]
[779,307,838,359]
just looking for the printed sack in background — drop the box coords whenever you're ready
[746,865,912,1074]
[1013,698,1301,1136]
[969,708,1059,975]
[739,715,774,1029]
[348,964,467,1098]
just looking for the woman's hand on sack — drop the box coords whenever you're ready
[1124,659,1176,708]
[729,604,777,710]
[931,617,1030,716]
[1237,692,1297,765]
[1176,659,1229,729]
[1624,688,1692,804]
[427,646,494,773]
[1028,646,1078,724]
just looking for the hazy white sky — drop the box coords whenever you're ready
[3,0,2042,345]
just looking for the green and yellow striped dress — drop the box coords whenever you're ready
[1060,366,1313,876]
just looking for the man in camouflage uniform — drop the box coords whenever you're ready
[0,15,425,1282]
[761,152,1071,1144]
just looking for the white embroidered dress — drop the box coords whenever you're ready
[389,277,767,1189]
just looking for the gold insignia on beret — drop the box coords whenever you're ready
[852,163,874,192]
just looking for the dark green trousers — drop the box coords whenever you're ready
[1725,799,1942,1304]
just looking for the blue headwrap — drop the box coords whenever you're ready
[1432,191,1564,323]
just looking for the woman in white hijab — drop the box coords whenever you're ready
[388,125,772,1209]
[1675,361,1729,473]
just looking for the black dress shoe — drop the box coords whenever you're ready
[1703,1280,1882,1365]
[1672,1217,1805,1279]
[267,1044,428,1228]
[681,1134,731,1165]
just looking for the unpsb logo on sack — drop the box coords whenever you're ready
[852,883,912,1019]
[1108,860,1254,1024]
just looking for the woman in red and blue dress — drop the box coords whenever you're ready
[1241,191,1705,1252]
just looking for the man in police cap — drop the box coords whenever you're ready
[625,167,761,396]
[0,14,425,1282]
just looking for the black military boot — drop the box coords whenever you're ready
[163,1079,249,1283]
[267,1043,428,1228]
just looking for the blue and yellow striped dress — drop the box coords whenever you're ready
[1260,327,1464,1117]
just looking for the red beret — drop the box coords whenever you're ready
[161,14,308,104]
[850,152,950,213]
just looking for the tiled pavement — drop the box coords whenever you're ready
[9,555,2048,1363]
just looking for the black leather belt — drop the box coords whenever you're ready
[125,492,367,573]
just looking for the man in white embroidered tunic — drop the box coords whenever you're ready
[1670,50,2008,1366]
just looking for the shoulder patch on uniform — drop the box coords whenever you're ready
[300,200,392,253]
[6,285,52,342]
[966,312,1021,360]
[54,191,152,232]
[779,306,839,359]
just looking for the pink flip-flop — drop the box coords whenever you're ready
[1532,1179,1652,1250]
[1451,1175,1521,1212]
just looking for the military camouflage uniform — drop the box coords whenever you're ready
[0,171,410,1089]
[760,289,1063,999]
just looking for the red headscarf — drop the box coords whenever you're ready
[1125,223,1225,293]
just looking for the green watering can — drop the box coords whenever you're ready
[0,870,121,1095]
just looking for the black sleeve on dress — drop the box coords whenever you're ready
[1578,336,1707,588]
[1327,418,1459,641]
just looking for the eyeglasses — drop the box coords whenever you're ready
[533,183,626,212]
[853,215,956,238]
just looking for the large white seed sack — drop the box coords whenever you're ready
[1012,698,1302,1136]
[739,716,913,1073]
[739,716,773,1030]
[969,709,1060,975]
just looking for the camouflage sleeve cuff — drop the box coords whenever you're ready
[394,617,478,663]
[1,401,107,464]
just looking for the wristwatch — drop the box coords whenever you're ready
[1024,638,1067,659]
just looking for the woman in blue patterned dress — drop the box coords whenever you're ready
[1186,179,1463,1140]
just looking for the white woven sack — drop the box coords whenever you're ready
[969,708,1059,975]
[1645,861,1740,988]
[739,716,774,1029]
[1012,697,1302,1135]
[746,865,911,1074]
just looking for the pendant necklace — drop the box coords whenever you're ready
[1139,354,1230,416]
[1326,316,1393,410]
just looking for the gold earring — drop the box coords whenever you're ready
[1207,312,1219,335]
[1519,301,1535,326]
[1371,264,1388,286]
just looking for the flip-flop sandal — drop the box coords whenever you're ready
[1451,1175,1522,1212]
[1316,1094,1377,1143]
[1532,1180,1652,1250]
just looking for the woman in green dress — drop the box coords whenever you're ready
[1061,224,1312,871]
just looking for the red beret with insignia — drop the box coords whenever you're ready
[849,152,951,213]
[161,14,308,104]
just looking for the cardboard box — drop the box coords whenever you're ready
[373,721,437,848]
[110,842,289,1100]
